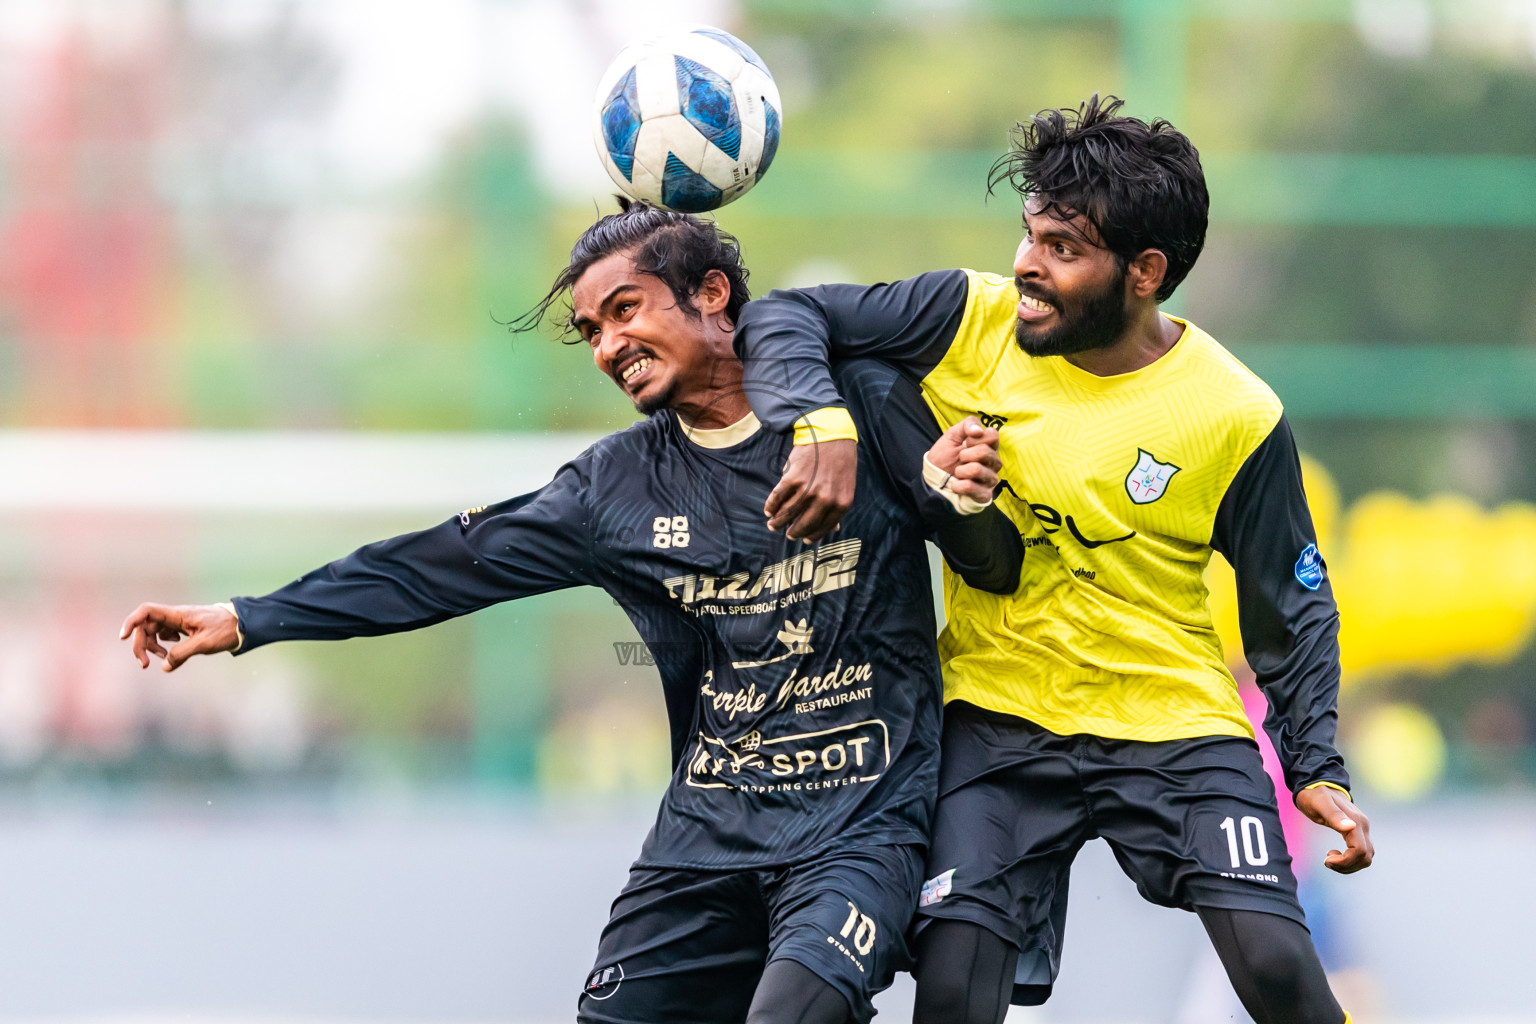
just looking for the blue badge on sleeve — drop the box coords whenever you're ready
[1295,543,1325,590]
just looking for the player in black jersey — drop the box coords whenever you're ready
[119,200,1022,1024]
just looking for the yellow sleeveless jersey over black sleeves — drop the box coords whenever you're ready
[927,270,1276,741]
[736,269,1349,793]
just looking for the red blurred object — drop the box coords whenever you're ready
[0,23,179,427]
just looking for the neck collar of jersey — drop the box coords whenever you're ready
[677,410,761,449]
[1048,315,1193,393]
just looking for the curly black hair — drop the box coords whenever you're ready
[988,94,1208,301]
[513,196,751,340]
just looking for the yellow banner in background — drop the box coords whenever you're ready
[1207,456,1536,683]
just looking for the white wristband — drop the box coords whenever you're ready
[215,601,244,653]
[922,454,990,515]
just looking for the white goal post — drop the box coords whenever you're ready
[0,430,606,512]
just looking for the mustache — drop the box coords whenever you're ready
[1014,277,1059,306]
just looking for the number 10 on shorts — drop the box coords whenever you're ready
[1219,815,1270,868]
[840,901,877,956]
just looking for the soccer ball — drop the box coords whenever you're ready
[592,25,782,213]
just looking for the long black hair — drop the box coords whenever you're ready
[988,94,1208,301]
[513,197,751,340]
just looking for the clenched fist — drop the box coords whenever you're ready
[926,416,1003,505]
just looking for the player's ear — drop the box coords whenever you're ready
[696,268,732,315]
[1127,249,1168,300]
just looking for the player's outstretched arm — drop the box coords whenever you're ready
[134,460,600,661]
[120,602,240,672]
[1294,785,1374,873]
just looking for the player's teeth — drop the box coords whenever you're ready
[1022,295,1053,313]
[623,358,651,382]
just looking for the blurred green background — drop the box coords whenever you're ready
[2,0,1534,803]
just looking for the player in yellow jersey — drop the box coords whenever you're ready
[733,96,1374,1024]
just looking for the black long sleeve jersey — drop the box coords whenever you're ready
[734,269,1349,794]
[232,360,1023,869]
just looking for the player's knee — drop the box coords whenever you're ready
[1240,935,1310,994]
[912,921,1015,1024]
[1242,917,1313,987]
[745,959,853,1024]
[1210,909,1339,1022]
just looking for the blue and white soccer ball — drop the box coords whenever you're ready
[592,25,782,213]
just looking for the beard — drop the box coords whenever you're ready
[1014,267,1130,358]
[633,379,678,416]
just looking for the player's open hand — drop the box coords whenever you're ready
[766,439,857,542]
[1295,785,1374,874]
[119,602,241,672]
[927,416,1002,504]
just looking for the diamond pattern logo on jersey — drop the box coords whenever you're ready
[653,515,690,548]
[1125,448,1181,504]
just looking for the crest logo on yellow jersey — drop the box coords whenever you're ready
[1126,449,1181,504]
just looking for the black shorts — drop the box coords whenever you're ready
[915,701,1305,1003]
[577,843,924,1024]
